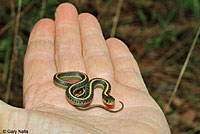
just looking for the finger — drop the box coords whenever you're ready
[55,3,85,72]
[79,13,114,81]
[23,19,56,104]
[106,38,148,93]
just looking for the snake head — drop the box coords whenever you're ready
[103,95,115,105]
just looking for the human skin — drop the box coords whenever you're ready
[0,3,171,134]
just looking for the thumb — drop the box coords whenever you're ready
[0,100,12,129]
[0,100,27,131]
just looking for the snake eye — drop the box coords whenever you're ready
[104,98,109,104]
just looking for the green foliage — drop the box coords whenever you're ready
[146,30,178,50]
[21,0,30,7]
[0,38,11,85]
[187,94,199,103]
[157,10,176,28]
[194,121,200,133]
[137,9,147,26]
[178,0,193,10]
[16,36,26,55]
[47,0,58,6]
[0,39,8,50]
[150,10,157,24]
[101,0,116,8]
[193,0,200,19]
[152,95,164,108]
[178,0,200,19]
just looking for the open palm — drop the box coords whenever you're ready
[0,3,170,134]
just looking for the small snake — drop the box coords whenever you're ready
[53,71,124,112]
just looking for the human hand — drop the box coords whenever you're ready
[0,3,170,134]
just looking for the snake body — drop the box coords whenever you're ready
[53,71,124,112]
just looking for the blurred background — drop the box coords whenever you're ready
[0,0,199,133]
